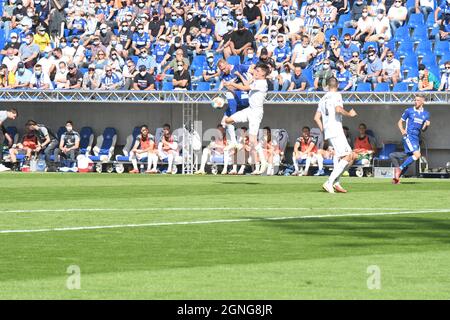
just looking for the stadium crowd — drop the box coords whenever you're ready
[0,0,449,92]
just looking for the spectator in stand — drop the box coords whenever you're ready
[418,63,440,91]
[117,20,133,59]
[65,63,83,89]
[335,60,353,91]
[311,23,326,49]
[276,62,292,91]
[201,52,220,84]
[257,8,284,36]
[348,51,361,89]
[71,36,87,67]
[99,65,123,90]
[352,6,374,43]
[48,47,68,77]
[376,35,394,61]
[0,32,21,56]
[345,0,366,28]
[136,47,157,75]
[226,21,254,59]
[80,10,98,44]
[59,37,76,64]
[438,12,450,41]
[82,64,100,90]
[132,24,151,55]
[242,47,259,71]
[109,49,125,72]
[2,48,20,75]
[291,34,316,69]
[195,26,214,56]
[19,32,40,69]
[243,0,262,34]
[33,25,51,53]
[67,10,87,41]
[1,0,16,41]
[161,48,189,82]
[0,64,15,88]
[48,0,68,40]
[314,58,333,91]
[380,50,401,86]
[93,50,110,71]
[327,35,341,69]
[304,6,323,36]
[339,33,359,65]
[410,0,435,23]
[321,0,338,31]
[172,59,191,90]
[387,0,408,35]
[153,35,170,72]
[89,36,108,64]
[29,63,53,89]
[367,9,391,42]
[434,0,450,26]
[438,61,450,91]
[286,7,304,41]
[273,35,292,70]
[12,61,32,89]
[358,48,383,89]
[165,36,188,64]
[54,61,68,89]
[133,65,156,90]
[288,64,309,91]
[213,9,232,42]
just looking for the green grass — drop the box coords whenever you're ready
[1,173,450,299]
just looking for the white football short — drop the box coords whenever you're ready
[328,134,352,158]
[230,107,263,136]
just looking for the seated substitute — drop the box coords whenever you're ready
[9,128,38,171]
[158,123,179,174]
[53,121,80,167]
[26,120,59,165]
[292,126,323,176]
[129,125,158,174]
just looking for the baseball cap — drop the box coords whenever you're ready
[206,51,214,58]
[139,65,147,71]
[17,61,24,68]
[10,32,17,38]
[38,25,46,31]
[88,63,96,69]
[260,48,268,55]
[237,20,245,29]
[68,63,76,69]
[44,46,52,52]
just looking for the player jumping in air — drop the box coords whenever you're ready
[223,63,270,175]
[314,77,357,193]
[393,94,430,184]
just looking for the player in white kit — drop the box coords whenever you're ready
[314,77,357,193]
[223,63,270,175]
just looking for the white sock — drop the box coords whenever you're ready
[328,159,349,185]
[151,154,158,170]
[293,154,299,172]
[232,164,237,172]
[317,154,323,171]
[199,148,210,171]
[255,144,266,164]
[255,163,260,172]
[226,124,237,145]
[305,156,311,174]
[223,150,229,172]
[130,152,138,170]
[167,154,174,172]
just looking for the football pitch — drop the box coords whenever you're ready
[1,174,450,300]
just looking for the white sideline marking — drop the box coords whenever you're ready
[0,207,411,214]
[0,209,449,234]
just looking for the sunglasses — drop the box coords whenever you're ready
[323,63,330,65]
[387,54,393,57]
[353,55,359,57]
[106,69,112,72]
[277,41,283,43]
[99,53,105,56]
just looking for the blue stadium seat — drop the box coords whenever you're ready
[407,13,425,29]
[191,55,206,72]
[341,27,356,38]
[415,40,432,58]
[325,27,339,40]
[397,40,414,59]
[89,127,117,162]
[441,53,450,66]
[421,53,438,70]
[56,126,66,140]
[425,14,435,29]
[130,55,138,66]
[302,68,314,88]
[336,13,351,29]
[411,27,429,43]
[373,143,397,161]
[79,127,94,155]
[227,55,240,66]
[373,82,390,92]
[195,82,211,91]
[392,82,409,92]
[161,81,174,91]
[434,41,449,58]
[115,126,141,162]
[355,82,372,92]
[362,41,378,53]
[402,54,418,70]
[393,26,410,45]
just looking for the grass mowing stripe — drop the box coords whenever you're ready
[1,208,449,234]
[0,207,417,214]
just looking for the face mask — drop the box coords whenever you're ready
[138,3,144,8]
[27,12,34,17]
[140,71,147,76]
[369,56,376,61]
[18,68,25,74]
[77,1,82,6]
[312,29,318,35]
[362,12,368,18]
[101,29,107,34]
[236,15,242,20]
[344,40,350,45]
[247,53,254,59]
[60,68,66,73]
[377,14,384,20]
[17,4,23,9]
[41,1,46,5]
[66,126,73,132]
[201,33,207,37]
[307,0,313,3]
[111,41,117,46]
[248,3,254,8]
[141,53,147,58]
[11,38,17,43]
[60,42,67,48]
[35,71,42,76]
[265,0,270,3]
[323,64,329,70]
[207,57,214,63]
[101,3,107,8]
[222,15,228,21]
[126,16,132,21]
[187,14,193,20]
[201,17,207,22]
[39,30,45,35]
[8,54,14,59]
[217,2,224,7]
[94,41,100,46]
[11,0,16,3]
[73,42,79,47]
[122,26,128,31]
[290,14,296,20]
[262,42,268,47]
[378,39,385,44]
[227,25,233,31]
[171,16,177,21]
[27,39,34,45]
[310,11,316,17]
[175,43,181,47]
[177,65,183,71]
[138,29,144,34]
[395,2,401,7]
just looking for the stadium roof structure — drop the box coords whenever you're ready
[0,90,449,105]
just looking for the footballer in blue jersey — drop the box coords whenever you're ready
[393,95,431,184]
[218,59,250,146]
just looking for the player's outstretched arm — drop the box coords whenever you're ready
[336,106,357,117]
[422,120,431,132]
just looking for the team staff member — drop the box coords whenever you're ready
[26,120,59,165]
